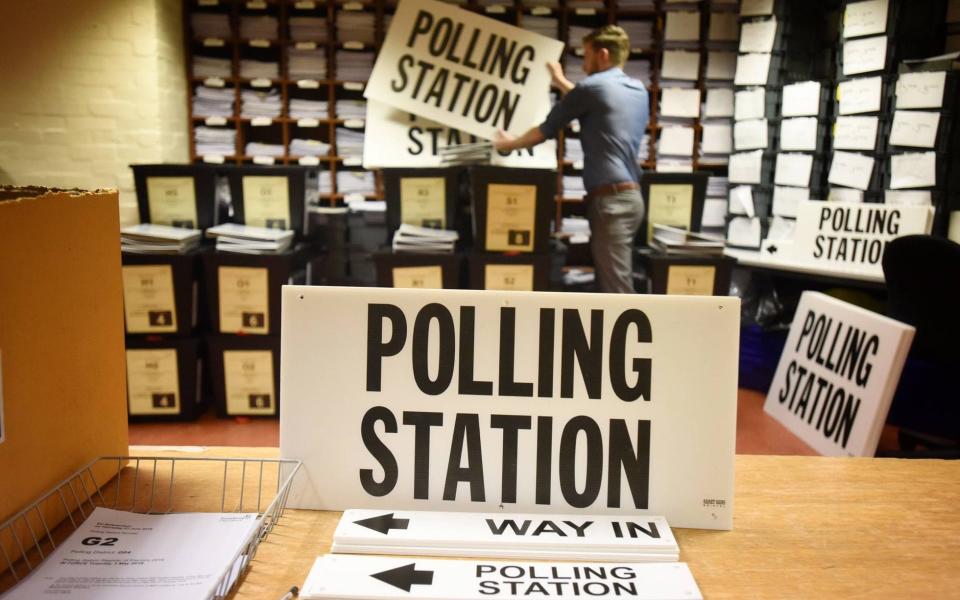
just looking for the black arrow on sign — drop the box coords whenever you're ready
[371,563,434,592]
[766,244,779,254]
[354,513,410,535]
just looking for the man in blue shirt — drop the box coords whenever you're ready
[495,25,650,293]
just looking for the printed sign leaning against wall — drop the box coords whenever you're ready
[280,287,740,530]
[365,0,565,139]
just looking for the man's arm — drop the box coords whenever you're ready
[493,126,545,152]
[548,62,574,96]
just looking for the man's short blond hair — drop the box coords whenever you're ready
[583,25,630,68]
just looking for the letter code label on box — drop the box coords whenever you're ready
[299,555,702,599]
[280,287,739,530]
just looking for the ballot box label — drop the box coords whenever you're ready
[647,184,694,241]
[224,350,275,415]
[280,287,739,529]
[393,266,444,289]
[218,266,269,334]
[484,264,534,291]
[146,176,197,229]
[666,266,715,296]
[241,175,291,230]
[126,349,180,415]
[486,184,536,252]
[764,291,915,456]
[400,177,447,228]
[299,555,702,599]
[122,265,178,334]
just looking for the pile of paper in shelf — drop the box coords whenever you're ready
[336,51,375,81]
[625,58,653,86]
[289,98,329,119]
[438,141,492,165]
[650,224,725,256]
[290,138,330,157]
[337,11,376,45]
[289,16,328,43]
[239,58,279,80]
[241,88,281,118]
[319,170,334,195]
[525,16,559,40]
[621,20,655,48]
[191,13,230,38]
[563,175,585,199]
[289,48,328,80]
[391,224,459,253]
[564,136,583,164]
[568,25,593,49]
[338,170,376,196]
[239,15,278,40]
[195,126,236,156]
[206,223,294,254]
[562,216,591,243]
[336,127,365,158]
[336,99,367,120]
[193,55,232,78]
[245,141,286,157]
[121,223,202,254]
[193,86,234,117]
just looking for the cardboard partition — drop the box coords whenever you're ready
[125,336,205,421]
[206,335,281,418]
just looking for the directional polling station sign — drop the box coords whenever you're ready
[280,287,740,530]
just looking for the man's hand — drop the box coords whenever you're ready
[547,62,574,95]
[493,129,516,152]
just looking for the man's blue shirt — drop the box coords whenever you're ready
[538,67,650,193]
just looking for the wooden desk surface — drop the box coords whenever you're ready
[132,446,960,600]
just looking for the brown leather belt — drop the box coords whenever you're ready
[585,181,640,200]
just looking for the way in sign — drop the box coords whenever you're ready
[486,519,660,539]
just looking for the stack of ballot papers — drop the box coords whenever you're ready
[338,11,376,45]
[392,224,459,253]
[193,86,234,117]
[563,175,586,199]
[319,170,334,195]
[288,48,328,79]
[337,170,376,195]
[241,88,281,118]
[563,216,591,243]
[438,142,492,165]
[651,224,725,255]
[290,98,329,119]
[191,12,231,38]
[121,223,202,254]
[290,138,331,157]
[289,16,328,42]
[638,133,651,162]
[336,51,375,81]
[299,555,702,600]
[621,20,655,48]
[194,126,236,156]
[624,58,653,85]
[239,15,278,40]
[245,141,286,157]
[206,223,294,254]
[193,55,232,78]
[239,59,279,80]
[564,137,583,164]
[568,25,592,48]
[331,509,681,562]
[707,175,729,197]
[336,99,367,120]
[336,127,365,157]
[524,16,559,39]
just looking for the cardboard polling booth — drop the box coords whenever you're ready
[280,287,740,530]
[0,187,129,523]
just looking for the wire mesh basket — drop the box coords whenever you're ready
[0,455,301,598]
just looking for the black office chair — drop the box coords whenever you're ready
[881,234,960,457]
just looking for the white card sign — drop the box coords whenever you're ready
[363,100,556,168]
[764,291,914,456]
[281,287,739,530]
[365,0,564,138]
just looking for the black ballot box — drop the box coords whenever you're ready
[121,250,202,336]
[347,206,389,286]
[372,251,464,289]
[224,165,315,238]
[382,167,464,237]
[125,336,205,421]
[306,208,349,285]
[131,163,221,230]
[634,249,737,296]
[468,166,555,254]
[206,335,280,418]
[466,252,553,292]
[202,244,316,336]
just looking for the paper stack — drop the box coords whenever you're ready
[121,223,202,254]
[289,48,328,80]
[524,16,559,40]
[332,509,680,562]
[241,88,282,118]
[638,132,651,163]
[625,58,653,86]
[289,16,328,43]
[191,13,230,39]
[194,126,236,156]
[336,51,375,82]
[336,99,367,120]
[193,86,234,117]
[562,216,591,243]
[621,20,655,48]
[206,223,294,254]
[337,11,376,45]
[651,224,725,256]
[564,136,583,165]
[193,55,232,78]
[239,15,278,41]
[245,141,286,157]
[239,58,279,80]
[289,98,329,119]
[568,25,592,49]
[319,170,334,195]
[392,224,459,253]
[562,175,586,199]
[336,127,365,158]
[290,138,331,157]
[337,170,377,196]
[438,142,492,165]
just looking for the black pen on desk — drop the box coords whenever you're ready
[279,585,298,600]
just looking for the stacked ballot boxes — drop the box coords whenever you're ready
[346,204,389,286]
[125,336,206,422]
[205,334,281,419]
[372,251,465,289]
[635,249,737,296]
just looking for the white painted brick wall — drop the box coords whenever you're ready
[0,0,188,226]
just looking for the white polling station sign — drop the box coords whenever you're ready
[299,555,702,600]
[280,287,739,530]
[764,291,914,456]
[364,0,564,139]
[363,99,558,169]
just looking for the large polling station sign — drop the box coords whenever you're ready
[364,0,564,139]
[363,99,558,169]
[764,292,914,457]
[280,287,740,530]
